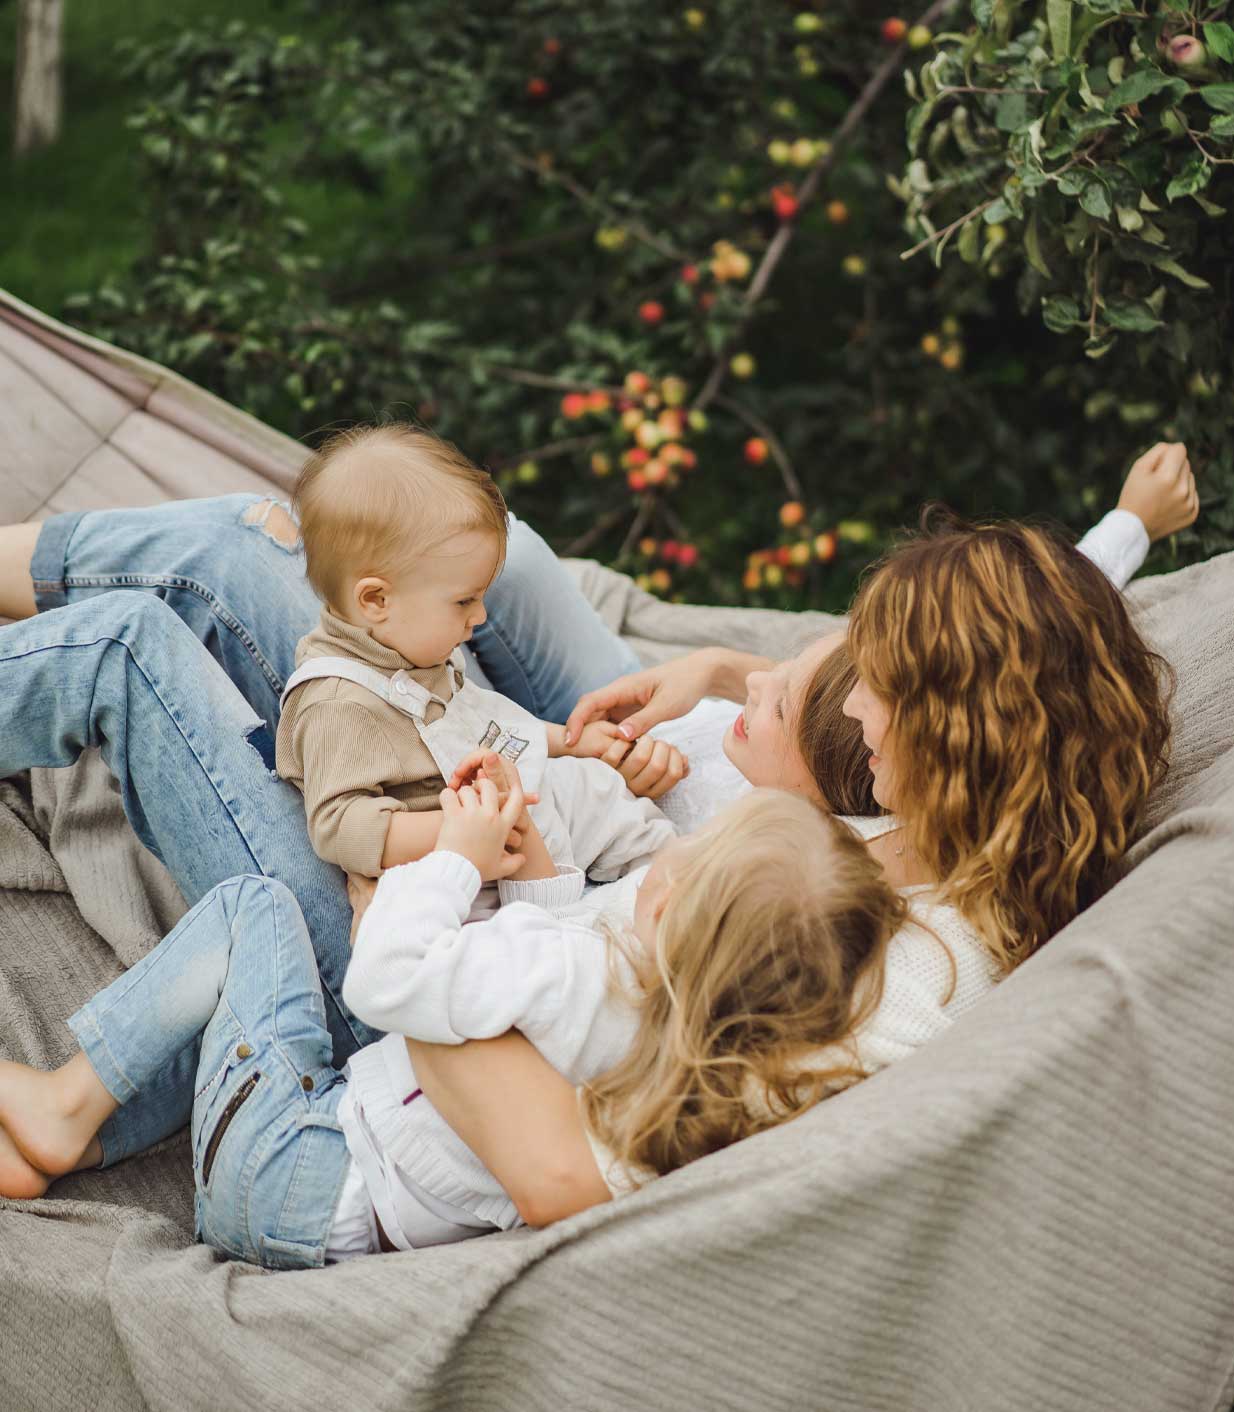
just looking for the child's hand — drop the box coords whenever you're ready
[1118,442,1199,541]
[563,719,689,800]
[564,719,631,762]
[435,776,527,881]
[450,750,537,842]
[346,873,379,949]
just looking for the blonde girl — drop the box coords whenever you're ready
[0,776,909,1259]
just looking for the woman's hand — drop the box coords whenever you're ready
[563,650,722,746]
[346,873,379,949]
[1118,441,1199,541]
[435,776,527,881]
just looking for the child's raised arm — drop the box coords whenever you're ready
[1117,441,1198,541]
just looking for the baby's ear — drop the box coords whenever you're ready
[354,577,389,622]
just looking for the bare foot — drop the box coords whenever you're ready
[0,1056,113,1196]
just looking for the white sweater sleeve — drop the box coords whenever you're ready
[343,851,637,1078]
[1076,509,1150,591]
[542,756,678,883]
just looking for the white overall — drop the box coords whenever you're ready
[280,651,571,899]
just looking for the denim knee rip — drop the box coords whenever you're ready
[240,500,301,553]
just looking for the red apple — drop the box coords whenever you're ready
[526,77,550,99]
[744,437,769,465]
[639,301,665,325]
[771,184,799,222]
[585,390,611,414]
[627,470,648,492]
[677,543,699,568]
[560,392,587,419]
[624,370,652,397]
[680,264,700,285]
[881,17,907,43]
[825,199,849,225]
[779,501,806,528]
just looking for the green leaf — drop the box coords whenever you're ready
[1104,70,1187,112]
[996,93,1028,132]
[1115,204,1143,231]
[1024,210,1051,277]
[958,218,981,264]
[1047,0,1072,59]
[1166,153,1212,202]
[1150,255,1212,289]
[1103,296,1162,332]
[1200,84,1234,113]
[1042,294,1081,332]
[1210,113,1234,136]
[1079,177,1112,220]
[1203,22,1234,64]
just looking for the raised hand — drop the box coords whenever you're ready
[1118,441,1199,541]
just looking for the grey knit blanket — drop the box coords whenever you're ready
[3,555,1234,1412]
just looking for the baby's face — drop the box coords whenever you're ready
[369,530,501,667]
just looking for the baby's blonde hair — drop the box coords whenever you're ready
[294,422,508,609]
[583,789,908,1182]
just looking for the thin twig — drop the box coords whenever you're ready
[489,432,604,469]
[713,394,805,501]
[1089,233,1101,341]
[478,364,626,396]
[506,149,687,263]
[564,506,629,557]
[619,498,656,558]
[899,197,997,261]
[690,0,962,414]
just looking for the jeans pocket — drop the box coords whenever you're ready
[201,1071,262,1188]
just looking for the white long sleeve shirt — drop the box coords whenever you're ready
[338,852,641,1248]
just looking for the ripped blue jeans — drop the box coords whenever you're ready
[30,495,641,732]
[12,495,640,1165]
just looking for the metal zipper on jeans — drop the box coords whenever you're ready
[201,1072,261,1186]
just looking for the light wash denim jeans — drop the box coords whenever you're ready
[30,495,642,730]
[14,495,639,1166]
[0,590,373,1163]
[71,874,352,1269]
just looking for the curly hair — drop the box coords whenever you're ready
[581,790,906,1182]
[846,513,1172,971]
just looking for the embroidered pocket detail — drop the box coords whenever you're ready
[202,1071,261,1186]
[476,720,529,762]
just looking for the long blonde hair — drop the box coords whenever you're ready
[848,513,1172,972]
[582,790,907,1181]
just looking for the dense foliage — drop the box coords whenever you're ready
[903,0,1234,561]
[58,0,1229,607]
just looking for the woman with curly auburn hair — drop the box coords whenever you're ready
[403,445,1189,1226]
[843,514,1172,971]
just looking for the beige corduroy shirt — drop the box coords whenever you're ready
[275,610,462,876]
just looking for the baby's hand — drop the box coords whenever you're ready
[1118,442,1199,541]
[435,776,527,881]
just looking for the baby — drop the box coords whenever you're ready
[275,422,676,898]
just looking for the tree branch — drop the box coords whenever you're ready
[713,394,804,502]
[505,148,687,263]
[489,432,604,469]
[691,0,962,414]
